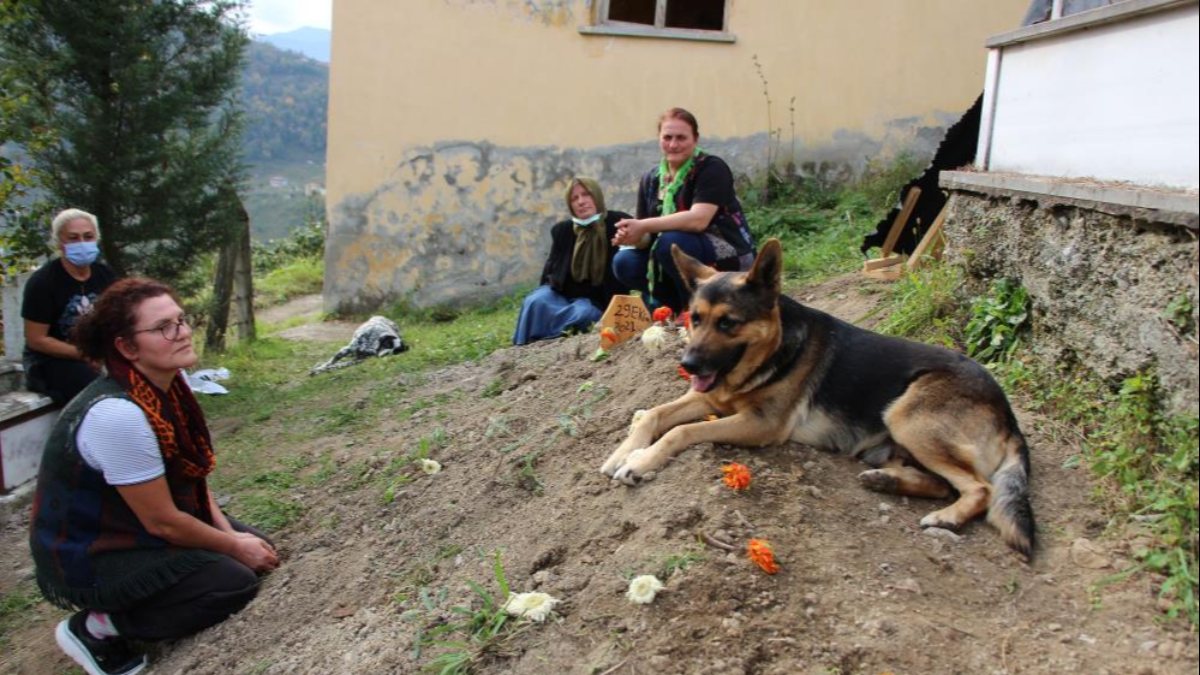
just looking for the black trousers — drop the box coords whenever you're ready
[24,355,100,405]
[109,519,271,642]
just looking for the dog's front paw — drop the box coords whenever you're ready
[611,447,667,486]
[613,462,657,486]
[600,446,632,477]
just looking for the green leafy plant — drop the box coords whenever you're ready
[964,278,1029,363]
[405,551,521,674]
[659,550,705,578]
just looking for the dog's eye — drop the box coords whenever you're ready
[716,317,738,332]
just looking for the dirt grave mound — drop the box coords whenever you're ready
[2,276,1195,674]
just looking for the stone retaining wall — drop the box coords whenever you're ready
[940,172,1198,415]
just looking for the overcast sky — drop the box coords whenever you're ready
[244,0,331,36]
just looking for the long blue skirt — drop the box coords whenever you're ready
[512,285,602,346]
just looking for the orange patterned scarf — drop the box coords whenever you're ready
[106,356,216,518]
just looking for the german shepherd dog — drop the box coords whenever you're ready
[600,239,1035,558]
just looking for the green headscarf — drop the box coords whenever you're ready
[567,177,609,286]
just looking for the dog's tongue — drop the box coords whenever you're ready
[691,373,716,392]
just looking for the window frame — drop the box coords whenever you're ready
[579,0,736,43]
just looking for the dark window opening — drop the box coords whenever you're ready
[604,0,727,32]
[608,0,656,26]
[665,0,724,31]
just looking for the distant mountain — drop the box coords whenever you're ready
[240,41,328,164]
[259,26,330,63]
[239,40,329,240]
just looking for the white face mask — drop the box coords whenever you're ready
[571,214,601,227]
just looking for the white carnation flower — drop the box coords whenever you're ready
[640,325,667,352]
[419,458,442,475]
[503,591,559,622]
[630,409,647,429]
[626,574,664,605]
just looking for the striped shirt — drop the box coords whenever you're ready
[77,398,165,485]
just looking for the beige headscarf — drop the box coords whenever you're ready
[567,177,609,286]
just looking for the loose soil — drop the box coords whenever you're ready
[2,276,1196,674]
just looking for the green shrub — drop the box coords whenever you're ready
[964,278,1030,363]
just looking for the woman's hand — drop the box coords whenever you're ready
[612,218,647,246]
[230,535,279,573]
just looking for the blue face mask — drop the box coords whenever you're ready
[63,241,100,266]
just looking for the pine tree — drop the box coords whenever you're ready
[0,0,249,280]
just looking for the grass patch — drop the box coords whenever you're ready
[745,154,924,285]
[255,256,324,308]
[0,584,42,651]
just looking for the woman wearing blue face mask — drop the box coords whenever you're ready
[513,178,631,345]
[21,208,118,404]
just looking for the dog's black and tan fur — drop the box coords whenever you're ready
[600,239,1035,558]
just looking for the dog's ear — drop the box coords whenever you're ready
[671,243,717,292]
[745,239,782,298]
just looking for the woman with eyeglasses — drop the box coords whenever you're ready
[21,208,118,405]
[29,278,279,675]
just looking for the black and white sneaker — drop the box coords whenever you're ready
[54,611,147,675]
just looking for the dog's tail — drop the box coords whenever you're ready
[987,425,1035,560]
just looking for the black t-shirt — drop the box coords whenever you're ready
[636,154,754,261]
[21,258,117,357]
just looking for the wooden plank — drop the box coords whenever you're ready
[863,255,905,271]
[907,205,949,270]
[864,265,905,281]
[880,186,922,257]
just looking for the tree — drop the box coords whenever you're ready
[0,0,249,281]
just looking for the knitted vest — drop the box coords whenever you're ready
[29,377,221,611]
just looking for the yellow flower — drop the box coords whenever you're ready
[626,574,665,605]
[419,458,441,475]
[503,591,559,622]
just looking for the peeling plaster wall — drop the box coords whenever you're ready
[943,191,1199,415]
[326,0,1028,312]
[325,136,767,312]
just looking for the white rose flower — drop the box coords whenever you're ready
[503,591,559,622]
[419,458,442,475]
[640,325,667,352]
[626,574,665,605]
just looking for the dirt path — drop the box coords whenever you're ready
[2,277,1195,674]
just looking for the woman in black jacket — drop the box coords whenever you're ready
[513,178,630,345]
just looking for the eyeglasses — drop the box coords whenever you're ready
[132,315,191,341]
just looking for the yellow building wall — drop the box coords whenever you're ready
[326,0,1027,312]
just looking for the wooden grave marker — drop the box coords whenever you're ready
[597,295,651,349]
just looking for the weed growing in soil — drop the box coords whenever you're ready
[659,549,706,578]
[873,263,961,345]
[964,278,1030,363]
[405,551,524,674]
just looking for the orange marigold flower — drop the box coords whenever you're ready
[652,307,674,324]
[721,462,751,491]
[599,326,618,348]
[747,538,780,574]
[677,365,691,381]
[679,310,692,331]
